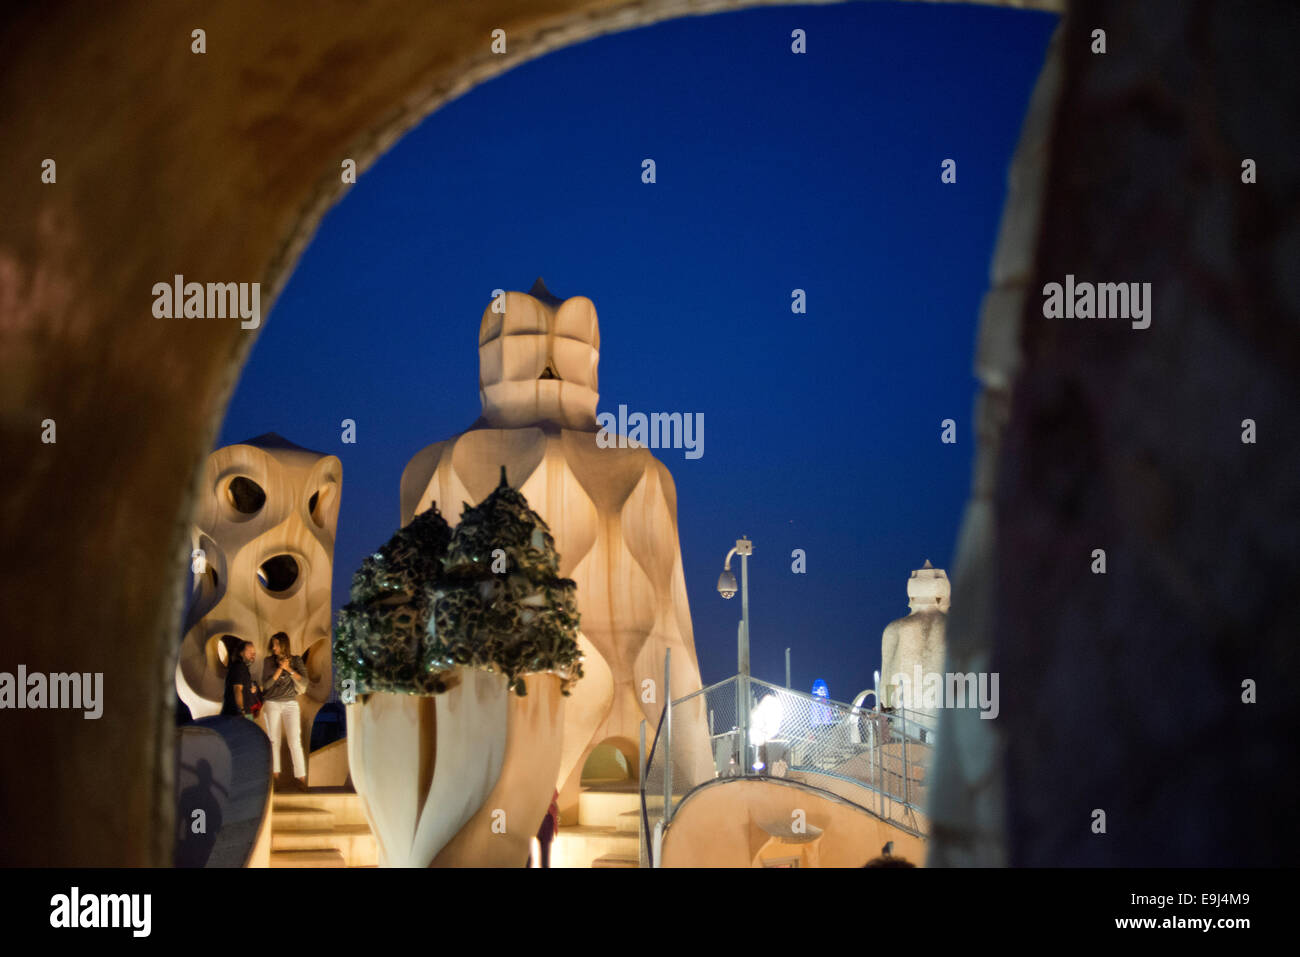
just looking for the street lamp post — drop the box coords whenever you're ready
[717,536,753,771]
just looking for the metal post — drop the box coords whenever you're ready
[901,707,909,807]
[740,549,750,677]
[868,717,876,814]
[663,648,673,824]
[736,621,747,773]
[785,647,791,689]
[739,548,750,772]
[709,708,715,777]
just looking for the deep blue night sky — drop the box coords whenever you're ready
[218,3,1056,702]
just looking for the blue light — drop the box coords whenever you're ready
[811,679,833,725]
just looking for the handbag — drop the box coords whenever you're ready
[289,656,309,696]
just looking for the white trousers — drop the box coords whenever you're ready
[263,698,306,778]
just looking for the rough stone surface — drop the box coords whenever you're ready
[932,0,1300,866]
[927,20,1064,870]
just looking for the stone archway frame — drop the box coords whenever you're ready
[0,0,1063,865]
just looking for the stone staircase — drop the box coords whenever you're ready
[267,781,657,868]
[269,787,377,868]
[552,782,658,868]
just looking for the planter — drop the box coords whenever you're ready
[347,670,565,867]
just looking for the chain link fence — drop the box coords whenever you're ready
[639,676,935,866]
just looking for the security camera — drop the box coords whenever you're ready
[717,569,738,599]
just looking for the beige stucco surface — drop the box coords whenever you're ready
[347,671,567,867]
[176,435,340,764]
[661,777,927,867]
[401,286,714,818]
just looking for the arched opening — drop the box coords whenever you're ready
[581,738,640,786]
[225,476,266,515]
[131,1,1055,868]
[256,554,300,594]
[310,701,347,752]
[211,634,242,674]
[216,12,1057,869]
[62,0,1300,873]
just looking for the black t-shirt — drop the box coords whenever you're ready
[222,659,253,716]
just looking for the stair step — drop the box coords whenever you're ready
[271,806,335,831]
[271,825,377,867]
[578,786,662,829]
[271,790,370,828]
[271,824,372,844]
[592,854,639,868]
[552,825,639,868]
[269,848,346,868]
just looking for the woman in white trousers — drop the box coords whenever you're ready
[261,633,309,791]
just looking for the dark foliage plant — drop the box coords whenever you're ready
[334,468,583,697]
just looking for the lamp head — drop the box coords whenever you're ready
[717,569,738,599]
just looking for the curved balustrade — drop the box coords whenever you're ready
[640,675,935,865]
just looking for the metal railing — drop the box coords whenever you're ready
[639,674,935,866]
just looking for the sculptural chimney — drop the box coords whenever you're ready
[880,559,950,714]
[402,280,713,824]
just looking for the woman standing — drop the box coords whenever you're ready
[262,632,309,791]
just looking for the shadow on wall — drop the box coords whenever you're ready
[175,717,271,868]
